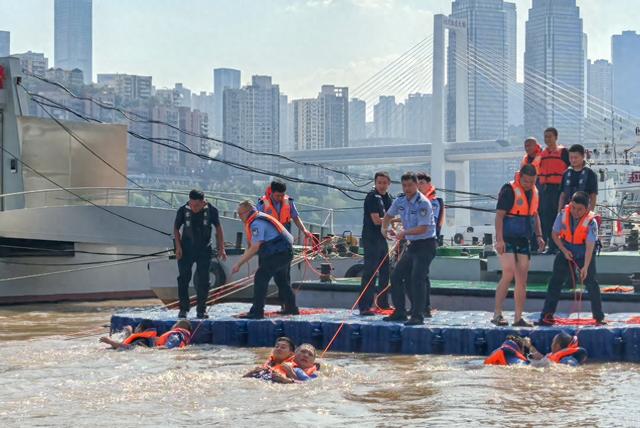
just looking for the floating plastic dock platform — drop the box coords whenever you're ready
[110,303,640,362]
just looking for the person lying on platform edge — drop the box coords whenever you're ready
[537,191,606,326]
[484,332,587,367]
[99,320,192,350]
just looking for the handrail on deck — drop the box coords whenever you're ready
[0,187,334,234]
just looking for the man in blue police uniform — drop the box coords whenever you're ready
[174,189,227,319]
[381,172,437,326]
[538,191,605,326]
[359,171,393,315]
[232,200,299,319]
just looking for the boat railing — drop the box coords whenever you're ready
[0,187,334,235]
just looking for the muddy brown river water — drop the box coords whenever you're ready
[1,300,639,427]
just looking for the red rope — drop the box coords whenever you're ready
[553,258,601,326]
[320,241,399,358]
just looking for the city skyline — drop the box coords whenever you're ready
[2,0,639,99]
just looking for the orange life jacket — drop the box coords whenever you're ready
[507,177,539,217]
[484,342,528,366]
[155,327,191,348]
[122,330,157,346]
[539,145,568,185]
[521,145,542,175]
[244,211,287,246]
[266,355,295,376]
[260,188,292,225]
[558,205,596,246]
[548,337,581,363]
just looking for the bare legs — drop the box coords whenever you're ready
[494,253,530,323]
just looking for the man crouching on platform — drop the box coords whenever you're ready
[232,200,299,319]
[538,191,605,326]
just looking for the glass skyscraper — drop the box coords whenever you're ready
[524,0,585,145]
[54,0,92,84]
[612,31,640,119]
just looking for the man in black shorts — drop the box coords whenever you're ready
[492,164,545,327]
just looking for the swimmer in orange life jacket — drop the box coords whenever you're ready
[243,336,295,380]
[99,320,157,350]
[154,320,193,349]
[271,343,320,383]
[484,335,531,366]
[526,332,588,367]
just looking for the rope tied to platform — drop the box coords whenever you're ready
[320,241,400,358]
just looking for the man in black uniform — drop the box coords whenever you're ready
[359,171,393,316]
[557,144,598,212]
[174,189,227,319]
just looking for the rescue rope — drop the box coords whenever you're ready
[320,241,399,358]
[553,259,598,326]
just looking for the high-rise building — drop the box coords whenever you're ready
[447,0,509,141]
[192,91,216,139]
[279,94,292,153]
[213,68,241,137]
[54,0,92,83]
[588,59,613,114]
[0,31,9,57]
[587,59,613,143]
[292,85,349,151]
[504,2,517,84]
[178,107,209,171]
[612,31,640,118]
[174,83,192,108]
[319,85,349,148]
[223,75,280,172]
[374,96,405,139]
[524,0,585,144]
[13,51,49,77]
[151,106,181,172]
[405,93,433,142]
[348,98,366,141]
[97,73,152,103]
[504,2,522,127]
[293,98,321,151]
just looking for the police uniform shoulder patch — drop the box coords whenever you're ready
[252,226,259,235]
[420,207,428,216]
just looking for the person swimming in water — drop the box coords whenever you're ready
[243,337,296,380]
[526,332,587,367]
[484,335,530,366]
[99,320,157,350]
[271,343,320,383]
[154,320,193,349]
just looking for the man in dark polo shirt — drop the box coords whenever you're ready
[174,189,227,319]
[358,171,393,315]
[558,144,598,212]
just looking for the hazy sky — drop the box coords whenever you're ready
[2,0,638,99]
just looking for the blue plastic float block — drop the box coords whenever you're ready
[109,304,640,363]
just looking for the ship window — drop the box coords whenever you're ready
[0,238,75,258]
